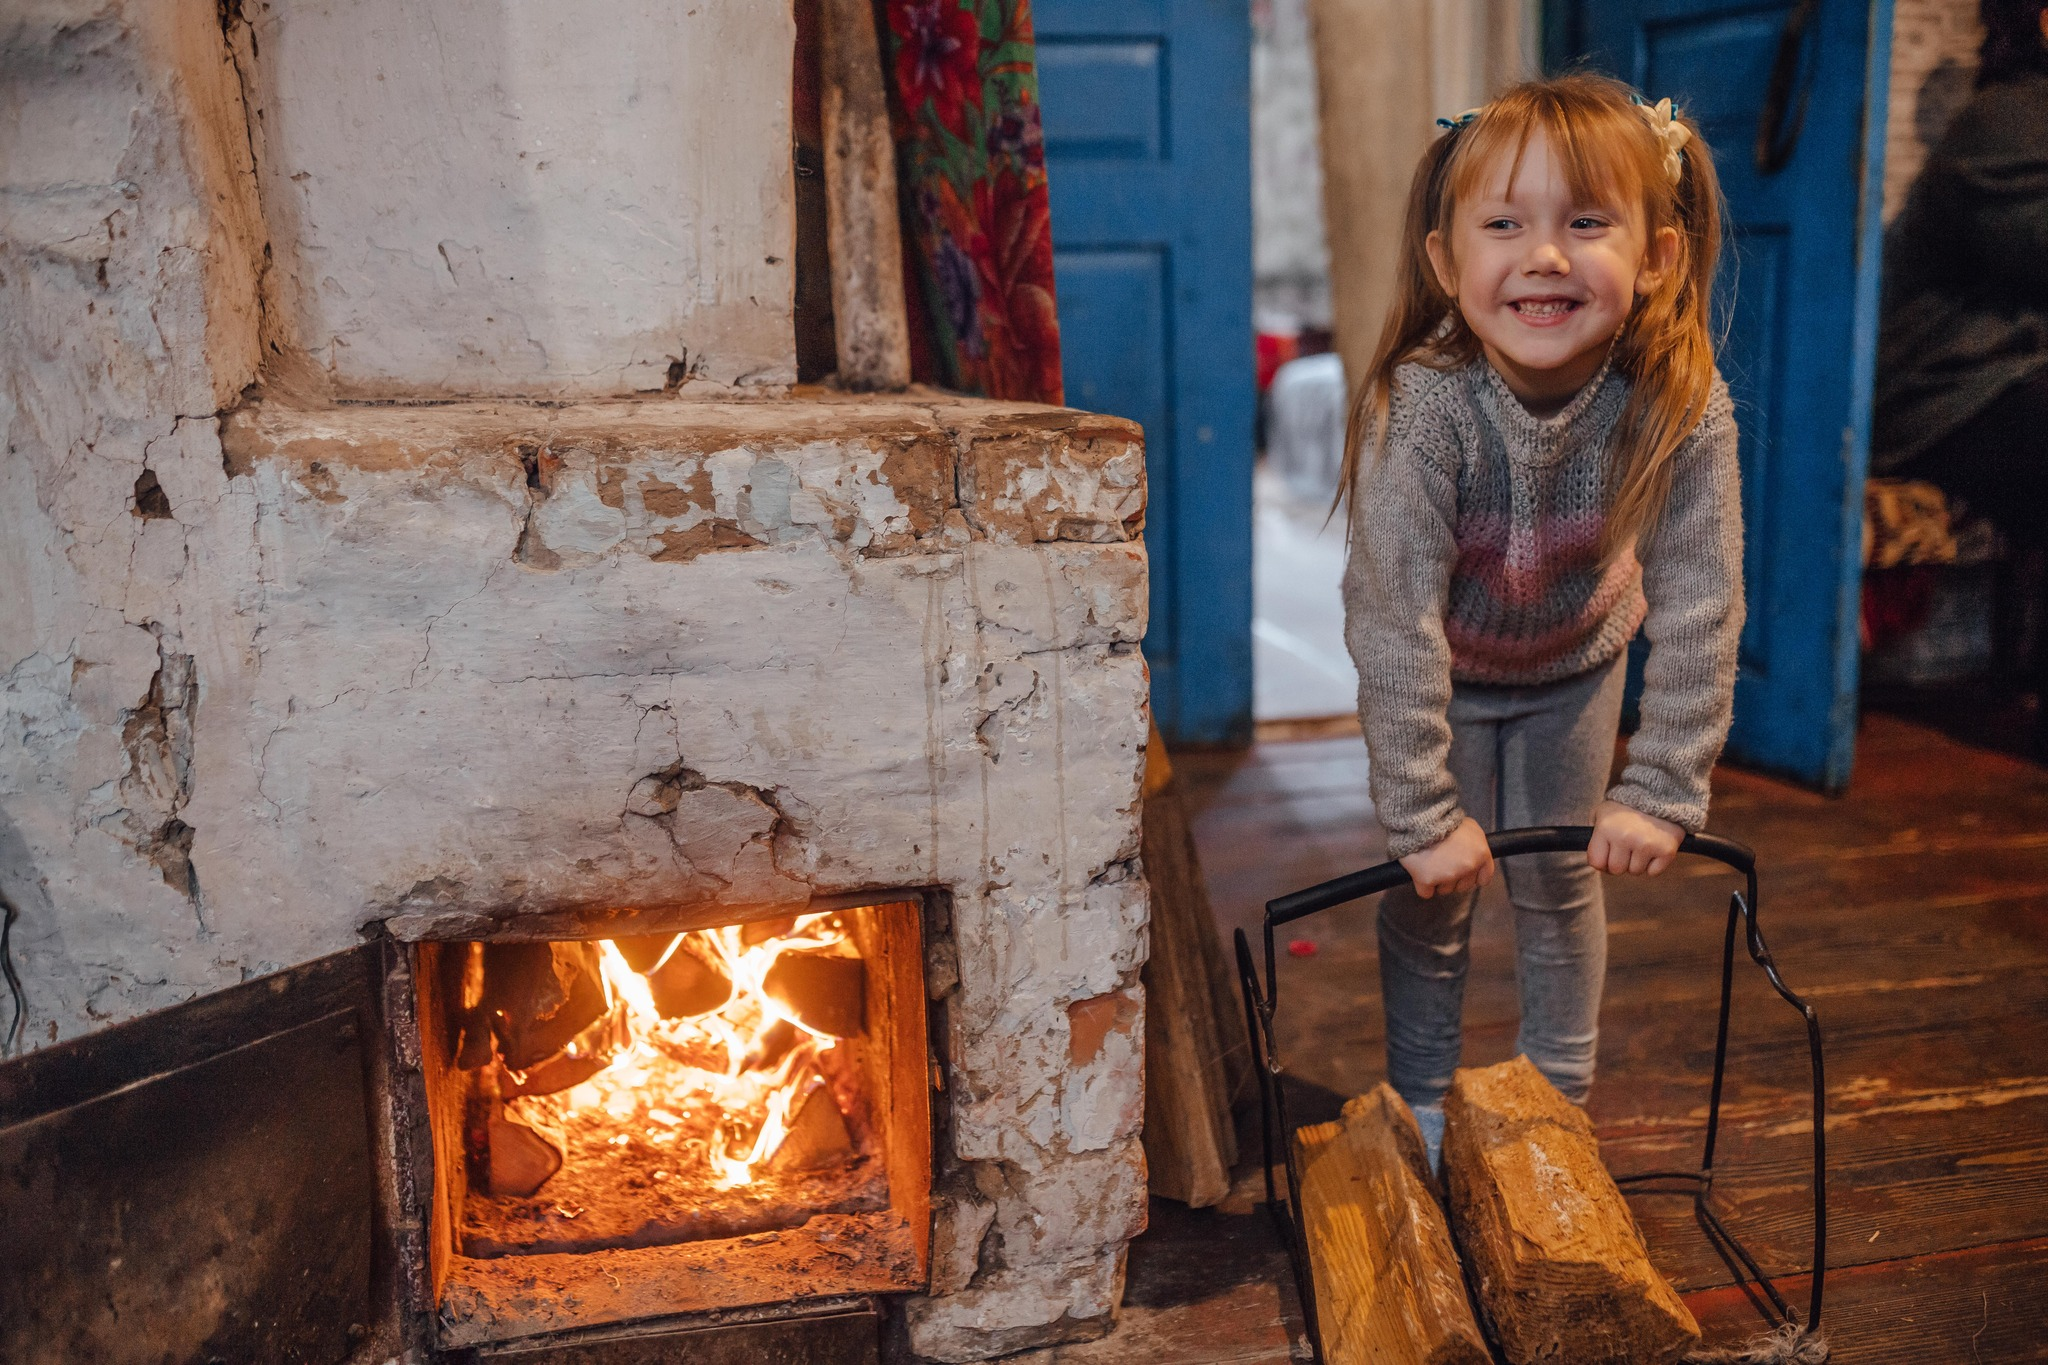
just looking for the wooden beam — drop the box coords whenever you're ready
[1295,1084,1491,1365]
[1444,1056,1701,1365]
[820,0,911,390]
[1140,725,1240,1207]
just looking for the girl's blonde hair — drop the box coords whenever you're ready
[1337,73,1725,562]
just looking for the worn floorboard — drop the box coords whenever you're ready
[1072,713,2047,1364]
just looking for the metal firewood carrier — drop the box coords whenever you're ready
[1234,826,1828,1362]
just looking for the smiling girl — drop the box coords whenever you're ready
[1339,75,1742,1160]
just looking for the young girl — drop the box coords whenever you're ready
[1340,75,1743,1159]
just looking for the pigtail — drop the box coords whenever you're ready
[1332,126,1477,520]
[1601,105,1725,562]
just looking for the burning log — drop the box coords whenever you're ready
[743,1017,803,1074]
[481,1106,566,1198]
[764,943,865,1037]
[741,914,800,947]
[483,941,609,1070]
[1293,1084,1489,1365]
[499,1004,627,1097]
[769,1080,857,1173]
[1443,1057,1700,1365]
[644,938,735,1019]
[611,932,681,973]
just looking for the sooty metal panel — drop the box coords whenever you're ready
[0,1009,377,1365]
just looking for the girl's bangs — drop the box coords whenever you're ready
[1444,95,1651,217]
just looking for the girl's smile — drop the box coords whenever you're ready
[1425,128,1677,414]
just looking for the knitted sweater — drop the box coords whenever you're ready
[1342,357,1745,858]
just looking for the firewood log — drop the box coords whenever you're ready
[770,1081,857,1173]
[481,1107,565,1198]
[764,945,865,1038]
[645,937,735,1019]
[1443,1057,1700,1365]
[1294,1084,1490,1365]
[483,941,608,1070]
[1139,728,1240,1207]
[611,931,682,973]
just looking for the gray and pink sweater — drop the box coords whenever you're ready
[1342,356,1745,858]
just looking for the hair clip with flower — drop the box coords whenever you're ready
[1629,93,1692,185]
[1435,108,1481,131]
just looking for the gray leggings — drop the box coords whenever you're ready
[1378,655,1627,1113]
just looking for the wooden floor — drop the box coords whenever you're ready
[1052,711,2048,1364]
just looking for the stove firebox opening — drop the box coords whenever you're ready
[412,900,931,1336]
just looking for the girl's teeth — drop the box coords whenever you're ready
[1515,300,1574,317]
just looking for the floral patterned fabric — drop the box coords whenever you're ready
[883,0,1063,404]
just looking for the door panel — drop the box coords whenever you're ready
[1038,0,1255,744]
[1555,0,1895,789]
[1037,39,1167,160]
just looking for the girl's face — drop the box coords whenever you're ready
[1426,127,1678,414]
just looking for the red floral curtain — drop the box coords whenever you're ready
[881,0,1064,405]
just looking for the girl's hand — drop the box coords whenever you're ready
[1400,817,1496,899]
[1587,800,1683,876]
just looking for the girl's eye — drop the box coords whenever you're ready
[1483,217,1518,231]
[1571,216,1611,230]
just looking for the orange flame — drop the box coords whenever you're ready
[538,914,850,1188]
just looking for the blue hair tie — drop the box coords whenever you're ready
[1435,108,1481,131]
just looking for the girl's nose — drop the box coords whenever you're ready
[1524,240,1570,274]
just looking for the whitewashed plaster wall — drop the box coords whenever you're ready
[232,0,798,398]
[2,0,268,1043]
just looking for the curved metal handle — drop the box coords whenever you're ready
[1265,824,1756,927]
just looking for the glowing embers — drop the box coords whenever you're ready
[449,913,885,1258]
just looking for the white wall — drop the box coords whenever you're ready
[239,0,798,398]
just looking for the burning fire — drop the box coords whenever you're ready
[497,913,862,1191]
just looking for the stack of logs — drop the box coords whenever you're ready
[1295,1056,1701,1365]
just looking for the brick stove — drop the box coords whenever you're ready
[1,3,1160,1356]
[0,395,1153,1363]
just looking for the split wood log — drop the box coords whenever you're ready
[612,931,681,972]
[770,1081,857,1173]
[820,0,911,389]
[743,1018,803,1074]
[645,939,735,1020]
[482,1107,565,1198]
[741,914,801,947]
[764,944,866,1038]
[499,1004,627,1098]
[1443,1056,1701,1365]
[1294,1084,1491,1365]
[483,941,608,1070]
[1140,726,1243,1207]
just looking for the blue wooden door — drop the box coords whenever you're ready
[1035,0,1256,745]
[1550,0,1894,789]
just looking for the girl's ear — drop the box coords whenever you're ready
[1635,224,1681,298]
[1425,229,1457,299]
